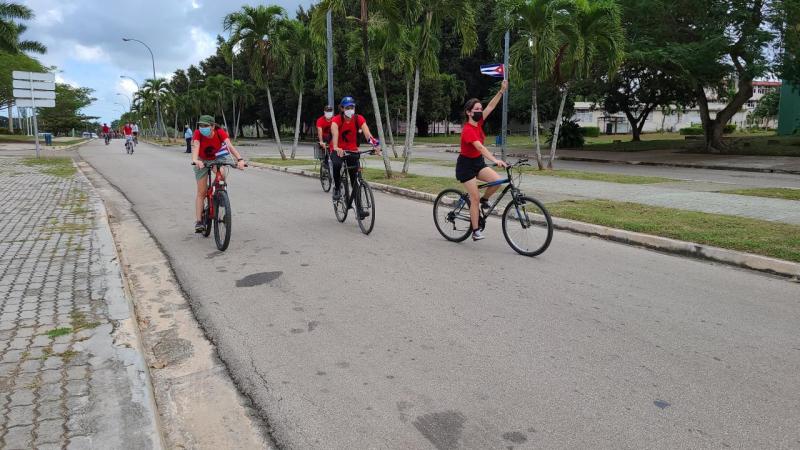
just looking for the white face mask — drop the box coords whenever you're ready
[324,112,333,119]
[344,109,355,118]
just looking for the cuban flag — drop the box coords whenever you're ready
[480,63,505,78]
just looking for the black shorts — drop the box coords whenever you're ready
[455,155,487,182]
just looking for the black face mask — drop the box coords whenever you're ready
[471,111,483,122]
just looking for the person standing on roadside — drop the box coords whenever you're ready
[184,124,193,153]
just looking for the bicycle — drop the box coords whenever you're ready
[316,143,332,192]
[124,137,134,155]
[192,160,247,251]
[104,133,110,145]
[432,159,553,256]
[332,148,377,235]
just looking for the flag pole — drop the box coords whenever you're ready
[501,30,510,161]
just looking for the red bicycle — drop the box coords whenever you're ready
[192,160,245,251]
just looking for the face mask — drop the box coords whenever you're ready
[471,112,483,122]
[199,126,212,137]
[344,109,355,119]
[324,112,333,120]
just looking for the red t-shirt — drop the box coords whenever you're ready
[332,114,366,152]
[192,127,230,161]
[102,125,110,133]
[460,119,485,158]
[316,116,333,144]
[123,125,132,136]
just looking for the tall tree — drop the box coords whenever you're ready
[224,5,288,158]
[37,84,97,135]
[0,3,45,54]
[274,18,315,159]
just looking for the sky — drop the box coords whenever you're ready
[18,0,312,126]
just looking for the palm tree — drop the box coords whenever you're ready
[547,0,623,168]
[141,78,172,139]
[274,18,315,159]
[204,75,232,131]
[231,80,255,138]
[217,35,238,139]
[0,3,46,54]
[224,5,288,159]
[503,0,568,169]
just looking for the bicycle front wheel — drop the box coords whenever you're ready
[356,181,375,235]
[201,196,212,237]
[333,173,349,223]
[320,162,331,192]
[214,190,232,251]
[433,189,472,242]
[501,195,552,257]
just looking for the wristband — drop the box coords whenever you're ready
[237,158,243,161]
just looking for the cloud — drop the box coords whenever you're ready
[73,44,107,62]
[55,74,79,88]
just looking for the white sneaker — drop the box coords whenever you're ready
[472,229,485,241]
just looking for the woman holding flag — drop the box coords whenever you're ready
[457,79,509,241]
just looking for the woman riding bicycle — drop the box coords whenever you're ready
[457,80,509,241]
[191,114,246,233]
[330,96,381,219]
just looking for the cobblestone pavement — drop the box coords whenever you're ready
[0,157,159,449]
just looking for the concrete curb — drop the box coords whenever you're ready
[250,161,800,280]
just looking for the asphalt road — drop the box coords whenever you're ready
[80,140,800,449]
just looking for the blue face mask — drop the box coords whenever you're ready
[199,126,212,137]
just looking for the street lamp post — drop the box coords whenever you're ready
[122,38,165,138]
[119,75,140,91]
[116,93,131,111]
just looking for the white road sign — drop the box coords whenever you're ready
[13,89,56,100]
[12,80,56,91]
[12,71,55,83]
[14,99,55,108]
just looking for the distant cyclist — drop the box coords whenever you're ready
[131,122,139,145]
[330,96,381,219]
[191,114,246,233]
[457,79,508,241]
[316,105,334,163]
[122,123,133,151]
[102,123,110,145]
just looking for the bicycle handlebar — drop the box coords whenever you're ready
[191,161,248,167]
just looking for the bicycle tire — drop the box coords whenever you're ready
[201,197,212,237]
[356,181,375,235]
[320,162,332,192]
[501,195,553,257]
[214,190,232,251]
[333,170,349,223]
[433,189,472,242]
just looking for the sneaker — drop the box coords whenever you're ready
[358,210,370,220]
[333,188,342,201]
[194,221,205,233]
[472,229,485,241]
[480,198,491,211]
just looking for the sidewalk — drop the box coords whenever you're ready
[0,157,160,449]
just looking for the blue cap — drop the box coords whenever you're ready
[340,96,356,107]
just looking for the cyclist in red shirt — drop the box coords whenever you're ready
[457,80,508,241]
[122,123,133,150]
[101,123,110,145]
[191,114,246,233]
[316,105,334,162]
[330,97,381,216]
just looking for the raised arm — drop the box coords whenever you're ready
[482,79,509,120]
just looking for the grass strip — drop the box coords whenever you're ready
[547,199,800,262]
[252,157,317,167]
[21,157,75,178]
[725,188,800,201]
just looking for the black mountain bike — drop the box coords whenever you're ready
[433,159,553,256]
[316,143,332,192]
[332,149,376,235]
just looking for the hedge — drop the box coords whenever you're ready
[580,126,600,137]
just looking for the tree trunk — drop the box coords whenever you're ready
[531,77,544,170]
[382,80,397,158]
[624,110,642,142]
[402,67,421,174]
[219,100,228,132]
[359,1,392,178]
[291,90,303,159]
[7,102,13,133]
[548,85,569,169]
[265,81,285,159]
[403,79,411,157]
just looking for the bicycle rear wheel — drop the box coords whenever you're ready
[356,181,375,235]
[214,190,232,251]
[320,161,332,192]
[501,195,552,256]
[201,196,212,237]
[333,172,349,223]
[433,189,472,242]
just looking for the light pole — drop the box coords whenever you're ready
[122,38,165,138]
[119,75,140,91]
[116,93,131,111]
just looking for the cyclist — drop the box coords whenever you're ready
[191,114,246,233]
[330,96,381,219]
[316,105,334,163]
[102,123,110,145]
[122,122,133,151]
[458,79,509,241]
[131,122,139,145]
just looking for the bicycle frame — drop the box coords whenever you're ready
[458,163,526,220]
[204,163,229,220]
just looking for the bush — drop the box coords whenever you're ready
[547,120,585,149]
[580,126,600,137]
[723,124,736,134]
[680,127,704,135]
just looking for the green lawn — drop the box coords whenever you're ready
[519,168,675,184]
[251,157,317,166]
[725,188,800,201]
[22,157,75,178]
[547,199,800,262]
[0,135,87,146]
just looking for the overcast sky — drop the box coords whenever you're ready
[20,0,312,126]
